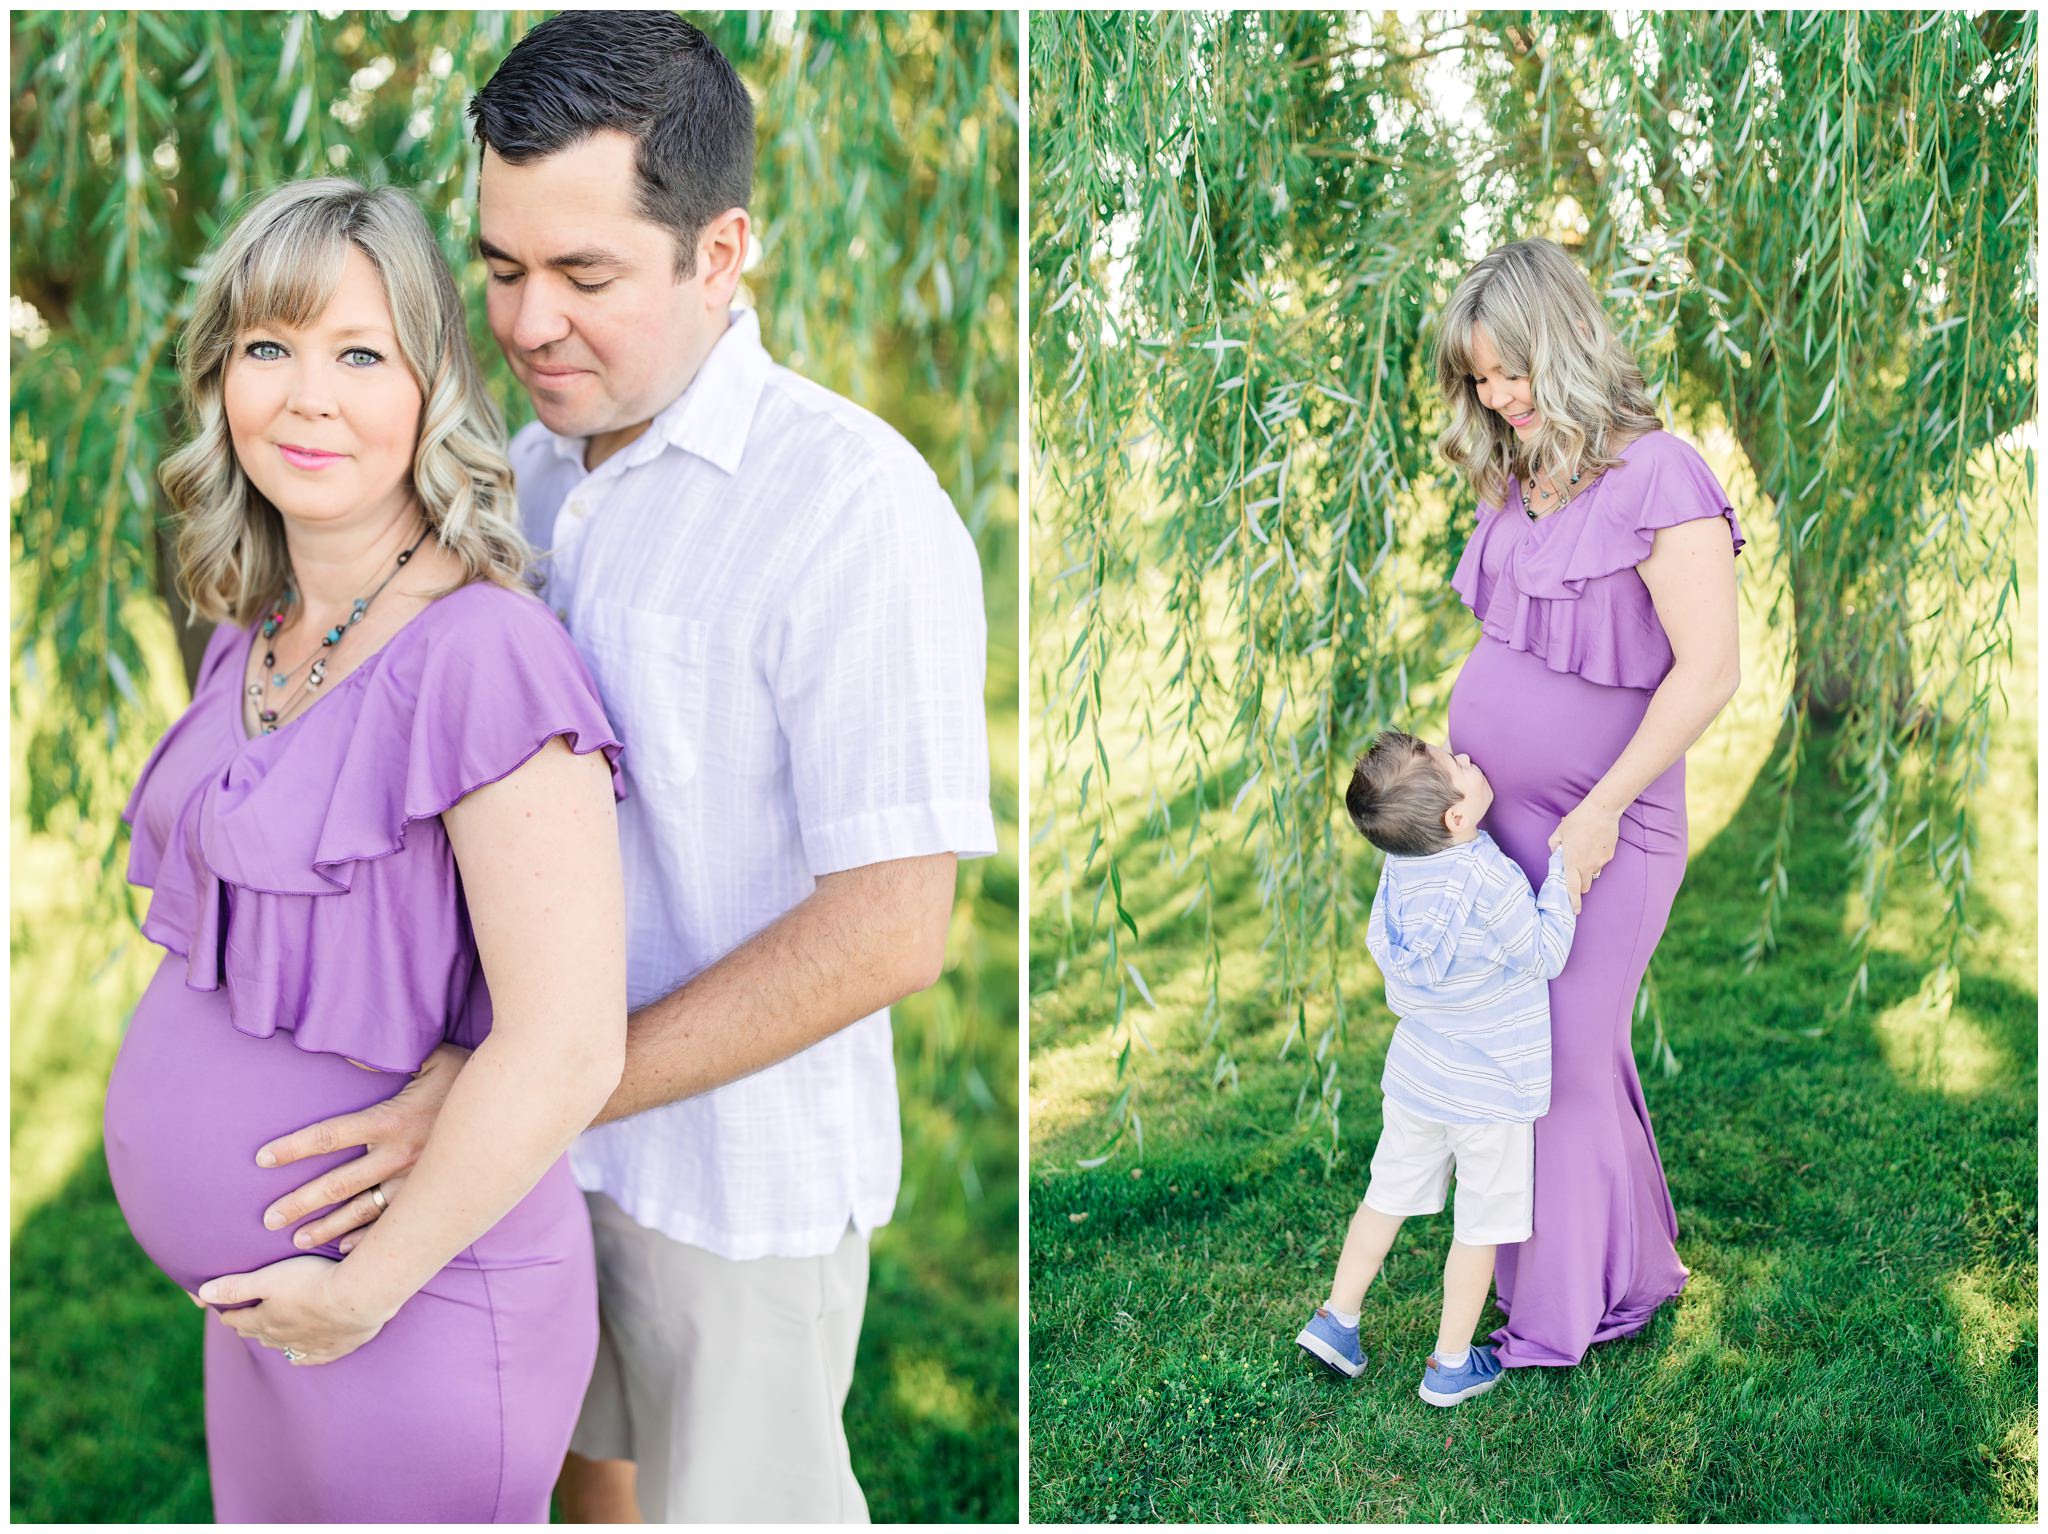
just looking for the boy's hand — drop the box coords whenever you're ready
[1545,845,1581,915]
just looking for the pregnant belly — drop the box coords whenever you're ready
[103,957,409,1296]
[1447,636,1686,858]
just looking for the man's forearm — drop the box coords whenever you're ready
[335,1027,621,1315]
[592,852,958,1126]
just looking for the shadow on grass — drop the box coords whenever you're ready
[11,1149,211,1522]
[1029,713,2037,1522]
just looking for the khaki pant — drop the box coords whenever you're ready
[569,1192,871,1523]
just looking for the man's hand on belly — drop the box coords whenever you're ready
[254,1041,471,1247]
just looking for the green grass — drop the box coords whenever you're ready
[1028,494,2036,1521]
[10,519,1020,1522]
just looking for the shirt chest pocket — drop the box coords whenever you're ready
[577,607,717,796]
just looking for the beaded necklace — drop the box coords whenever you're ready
[248,526,432,734]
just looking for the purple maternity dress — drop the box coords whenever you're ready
[103,581,626,1520]
[1444,429,1742,1368]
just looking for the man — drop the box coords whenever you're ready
[251,12,994,1522]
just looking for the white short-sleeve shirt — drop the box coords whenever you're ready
[512,307,996,1261]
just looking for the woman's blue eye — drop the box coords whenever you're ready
[245,340,286,361]
[341,347,384,367]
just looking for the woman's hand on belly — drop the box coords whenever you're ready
[198,1254,397,1367]
[1549,801,1621,912]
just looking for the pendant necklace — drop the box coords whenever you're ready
[249,526,432,734]
[1520,466,1582,521]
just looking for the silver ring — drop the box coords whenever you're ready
[282,1347,304,1363]
[368,1185,388,1213]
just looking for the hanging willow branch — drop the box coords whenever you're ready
[1030,10,2033,1164]
[1492,10,2036,1021]
[11,8,1017,915]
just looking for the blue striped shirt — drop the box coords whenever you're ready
[1364,830,1576,1124]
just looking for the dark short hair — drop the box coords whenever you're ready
[1344,731,1460,857]
[469,11,755,278]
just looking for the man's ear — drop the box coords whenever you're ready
[692,206,751,304]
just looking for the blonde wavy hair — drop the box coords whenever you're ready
[1434,238,1663,510]
[159,178,530,625]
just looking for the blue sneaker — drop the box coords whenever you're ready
[1418,1344,1503,1406]
[1295,1307,1365,1378]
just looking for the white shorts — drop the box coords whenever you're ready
[1362,1096,1534,1246]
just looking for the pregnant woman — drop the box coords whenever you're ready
[103,179,628,1518]
[1435,238,1743,1368]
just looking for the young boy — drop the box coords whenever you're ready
[1295,729,1576,1406]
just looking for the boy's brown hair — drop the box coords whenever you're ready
[1344,730,1459,856]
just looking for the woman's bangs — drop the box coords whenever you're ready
[1438,313,1477,380]
[228,215,351,337]
[1472,289,1534,376]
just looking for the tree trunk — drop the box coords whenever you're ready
[1727,392,1872,726]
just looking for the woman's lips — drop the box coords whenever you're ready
[277,444,344,470]
[1505,410,1536,428]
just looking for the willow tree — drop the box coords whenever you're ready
[11,6,1017,846]
[1031,11,2034,1161]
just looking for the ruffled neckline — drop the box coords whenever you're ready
[221,583,475,747]
[1449,430,1743,690]
[1503,446,1629,530]
[122,584,626,1070]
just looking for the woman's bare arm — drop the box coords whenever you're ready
[1587,515,1743,813]
[1549,517,1741,900]
[322,735,626,1315]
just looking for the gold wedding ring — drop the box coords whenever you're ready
[368,1185,388,1213]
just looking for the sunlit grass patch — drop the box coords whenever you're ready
[1943,1266,2029,1379]
[1872,977,2008,1098]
